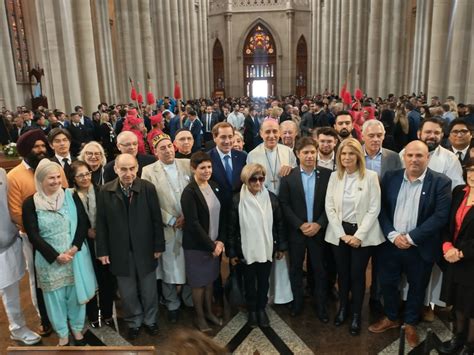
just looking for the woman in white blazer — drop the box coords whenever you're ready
[325,138,384,336]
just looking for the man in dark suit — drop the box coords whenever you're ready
[103,131,156,182]
[48,128,76,186]
[208,122,247,210]
[369,140,451,348]
[74,105,95,139]
[300,101,329,137]
[362,119,403,313]
[183,110,203,152]
[67,112,92,156]
[279,137,332,320]
[446,118,473,172]
[96,153,165,340]
[201,105,219,143]
[243,106,261,153]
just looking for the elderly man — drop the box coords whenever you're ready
[247,118,297,195]
[96,154,165,340]
[280,120,299,150]
[174,129,194,159]
[7,129,68,337]
[142,133,193,323]
[362,120,402,312]
[103,130,156,183]
[369,141,451,348]
[1,168,41,345]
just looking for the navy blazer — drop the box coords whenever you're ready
[184,119,203,152]
[378,168,452,263]
[208,147,247,207]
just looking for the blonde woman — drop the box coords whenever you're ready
[78,142,107,185]
[325,138,384,335]
[393,103,410,152]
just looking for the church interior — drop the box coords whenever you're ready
[1,0,473,354]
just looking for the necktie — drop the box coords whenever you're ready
[62,158,72,178]
[457,151,463,165]
[224,155,233,185]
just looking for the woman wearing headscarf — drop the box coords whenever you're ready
[78,141,107,186]
[70,160,115,329]
[22,159,97,346]
[227,163,286,328]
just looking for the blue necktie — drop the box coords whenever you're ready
[224,155,233,185]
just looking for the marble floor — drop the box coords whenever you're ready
[1,276,454,354]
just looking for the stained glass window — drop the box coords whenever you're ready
[244,25,275,56]
[5,0,30,83]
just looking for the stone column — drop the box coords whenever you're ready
[169,0,183,95]
[389,0,402,95]
[447,0,471,100]
[202,0,211,96]
[378,0,392,96]
[150,0,168,96]
[190,1,201,97]
[182,0,193,98]
[466,24,474,103]
[334,0,341,91]
[366,0,382,96]
[139,0,156,101]
[339,0,350,90]
[286,9,295,94]
[320,0,329,90]
[427,0,451,99]
[310,0,318,93]
[0,0,19,108]
[224,13,233,95]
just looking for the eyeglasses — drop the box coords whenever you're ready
[85,151,102,157]
[249,176,265,183]
[119,142,138,147]
[75,171,92,179]
[450,129,470,136]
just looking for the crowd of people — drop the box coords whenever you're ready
[0,92,474,354]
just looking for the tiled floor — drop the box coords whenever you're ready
[1,275,453,354]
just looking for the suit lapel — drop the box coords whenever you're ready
[192,181,209,214]
[417,171,432,223]
[231,152,240,186]
[354,173,364,210]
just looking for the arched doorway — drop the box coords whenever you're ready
[243,24,276,97]
[212,39,225,97]
[296,36,307,96]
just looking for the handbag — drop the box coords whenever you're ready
[224,263,246,307]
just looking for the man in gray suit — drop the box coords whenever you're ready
[362,119,403,313]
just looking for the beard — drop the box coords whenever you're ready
[424,140,440,152]
[338,129,351,138]
[25,151,48,170]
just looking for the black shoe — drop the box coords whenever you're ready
[460,344,474,355]
[317,305,329,324]
[168,310,179,324]
[257,310,270,328]
[438,333,466,354]
[144,323,159,336]
[247,311,258,328]
[127,327,140,340]
[334,306,348,326]
[103,318,115,329]
[73,337,87,346]
[89,320,100,328]
[290,302,303,317]
[350,314,361,336]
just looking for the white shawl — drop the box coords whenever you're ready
[238,185,273,264]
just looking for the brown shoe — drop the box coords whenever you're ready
[404,324,419,348]
[368,317,401,333]
[422,306,435,322]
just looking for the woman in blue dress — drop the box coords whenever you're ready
[22,159,97,346]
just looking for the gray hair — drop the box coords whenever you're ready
[117,130,138,144]
[78,141,107,166]
[362,119,385,135]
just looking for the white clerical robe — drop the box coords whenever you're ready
[142,159,191,284]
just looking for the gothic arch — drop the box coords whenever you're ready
[212,39,225,96]
[241,22,278,97]
[296,35,308,96]
[236,18,282,59]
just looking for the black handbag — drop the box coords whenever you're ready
[224,263,246,307]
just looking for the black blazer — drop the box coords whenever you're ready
[22,191,88,264]
[442,185,474,290]
[278,166,331,243]
[95,178,165,277]
[180,179,225,252]
[50,156,77,187]
[103,154,156,183]
[226,191,287,259]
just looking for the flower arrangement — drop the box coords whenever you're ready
[2,142,19,158]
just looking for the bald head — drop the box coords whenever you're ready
[403,140,429,180]
[116,131,139,156]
